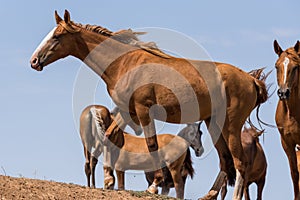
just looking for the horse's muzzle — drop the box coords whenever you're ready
[30,56,43,71]
[277,87,290,100]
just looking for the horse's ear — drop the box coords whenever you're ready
[274,40,283,56]
[64,9,71,23]
[55,10,62,24]
[294,40,300,54]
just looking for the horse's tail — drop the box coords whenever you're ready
[183,148,195,179]
[248,68,271,130]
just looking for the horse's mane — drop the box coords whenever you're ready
[72,22,171,59]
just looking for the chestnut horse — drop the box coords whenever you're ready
[30,10,268,199]
[80,104,202,198]
[108,123,202,199]
[273,40,300,200]
[80,105,142,188]
[220,127,267,200]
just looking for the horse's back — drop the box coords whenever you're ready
[122,133,178,153]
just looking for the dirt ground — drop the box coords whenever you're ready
[0,175,177,200]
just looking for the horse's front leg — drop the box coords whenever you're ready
[135,104,163,194]
[116,170,125,190]
[281,136,299,200]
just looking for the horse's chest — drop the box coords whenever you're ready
[281,117,300,140]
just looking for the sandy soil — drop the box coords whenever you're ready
[0,175,177,200]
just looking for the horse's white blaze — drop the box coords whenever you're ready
[30,27,56,59]
[283,57,290,84]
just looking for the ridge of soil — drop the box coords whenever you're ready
[0,175,177,200]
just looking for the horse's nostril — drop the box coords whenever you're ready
[277,89,282,96]
[286,88,290,98]
[32,57,38,65]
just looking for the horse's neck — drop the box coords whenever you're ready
[177,129,190,142]
[75,30,138,88]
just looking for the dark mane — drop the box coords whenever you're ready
[71,22,171,58]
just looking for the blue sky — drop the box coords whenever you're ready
[1,1,300,199]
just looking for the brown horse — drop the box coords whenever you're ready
[80,105,142,188]
[30,10,268,199]
[273,40,300,200]
[220,127,267,200]
[80,104,202,198]
[108,123,202,199]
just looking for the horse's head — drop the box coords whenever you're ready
[178,122,204,157]
[273,40,300,100]
[30,10,80,71]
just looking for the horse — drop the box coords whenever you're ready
[80,105,142,188]
[108,123,203,199]
[220,127,267,200]
[273,40,300,200]
[30,10,268,199]
[80,105,203,198]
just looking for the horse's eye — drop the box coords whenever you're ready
[53,35,59,40]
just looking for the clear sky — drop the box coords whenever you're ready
[0,1,300,199]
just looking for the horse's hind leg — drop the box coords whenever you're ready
[90,145,102,188]
[243,183,250,200]
[220,179,227,200]
[135,103,163,194]
[84,146,91,187]
[201,118,234,200]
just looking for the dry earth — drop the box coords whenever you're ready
[0,175,177,200]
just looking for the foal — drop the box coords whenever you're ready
[80,105,142,188]
[220,127,267,200]
[108,123,203,199]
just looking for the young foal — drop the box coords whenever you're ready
[220,127,267,200]
[108,123,203,199]
[80,105,142,188]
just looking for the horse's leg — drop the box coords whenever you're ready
[103,165,115,190]
[225,121,247,200]
[169,167,184,199]
[116,170,125,190]
[256,177,266,200]
[161,186,170,196]
[220,178,227,200]
[168,154,185,199]
[90,144,102,189]
[243,183,250,200]
[103,144,116,190]
[135,104,163,194]
[83,146,91,187]
[200,118,234,200]
[281,137,299,200]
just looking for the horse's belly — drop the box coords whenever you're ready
[114,153,156,171]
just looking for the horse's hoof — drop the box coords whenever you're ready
[104,176,114,190]
[198,190,218,200]
[146,184,158,194]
